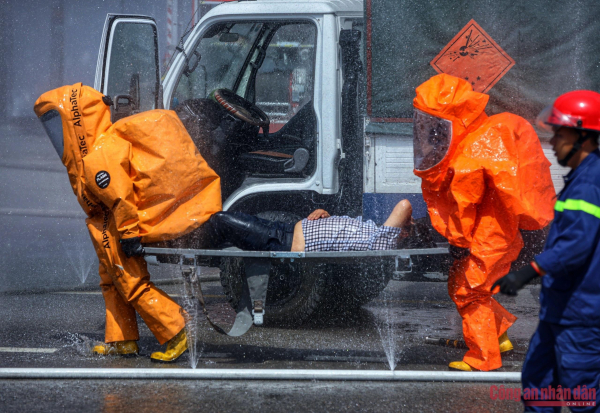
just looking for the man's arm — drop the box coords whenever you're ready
[307,209,330,220]
[492,260,544,295]
[83,135,141,253]
[447,154,486,248]
[535,185,600,278]
[494,183,600,294]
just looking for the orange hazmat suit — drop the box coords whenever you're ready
[413,74,555,371]
[34,83,221,344]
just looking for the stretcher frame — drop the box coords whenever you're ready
[143,246,450,336]
[144,246,449,267]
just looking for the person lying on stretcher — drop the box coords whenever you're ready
[136,200,413,256]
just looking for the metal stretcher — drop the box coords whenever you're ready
[144,246,449,337]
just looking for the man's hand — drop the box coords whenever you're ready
[120,236,145,258]
[307,209,330,220]
[491,264,540,296]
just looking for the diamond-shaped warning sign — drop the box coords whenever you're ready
[431,19,515,93]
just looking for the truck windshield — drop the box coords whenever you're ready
[172,22,264,106]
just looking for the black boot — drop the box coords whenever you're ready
[204,211,295,251]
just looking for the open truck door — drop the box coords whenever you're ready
[94,14,160,122]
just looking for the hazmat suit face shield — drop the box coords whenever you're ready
[535,104,579,133]
[39,109,64,160]
[413,109,452,171]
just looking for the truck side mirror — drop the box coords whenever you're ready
[183,51,202,77]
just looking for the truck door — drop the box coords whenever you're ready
[94,14,160,122]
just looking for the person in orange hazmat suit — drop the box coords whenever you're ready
[34,83,222,362]
[412,74,555,371]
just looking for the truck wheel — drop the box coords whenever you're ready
[220,257,331,326]
[317,261,392,313]
[219,211,328,325]
[344,261,392,305]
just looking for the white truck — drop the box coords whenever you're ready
[92,0,592,325]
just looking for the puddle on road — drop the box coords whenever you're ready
[62,332,102,356]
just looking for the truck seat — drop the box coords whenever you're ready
[239,147,304,175]
[238,102,316,176]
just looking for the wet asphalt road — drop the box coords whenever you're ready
[0,275,541,371]
[0,380,525,412]
[0,275,542,412]
[1,120,541,412]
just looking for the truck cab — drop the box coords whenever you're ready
[95,1,366,220]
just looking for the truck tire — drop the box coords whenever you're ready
[312,261,394,322]
[339,261,392,306]
[220,257,331,325]
[219,211,329,325]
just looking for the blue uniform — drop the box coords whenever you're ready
[522,149,600,412]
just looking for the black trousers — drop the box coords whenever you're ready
[148,211,295,252]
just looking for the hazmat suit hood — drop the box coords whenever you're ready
[413,74,489,187]
[34,83,112,215]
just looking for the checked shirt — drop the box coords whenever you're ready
[301,216,404,252]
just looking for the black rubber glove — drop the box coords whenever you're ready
[449,244,469,260]
[120,236,145,258]
[492,264,539,296]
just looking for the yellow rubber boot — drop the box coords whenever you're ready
[448,361,477,371]
[450,333,513,370]
[92,340,139,356]
[449,332,513,370]
[499,332,514,353]
[150,329,188,363]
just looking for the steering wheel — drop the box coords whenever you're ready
[213,89,270,137]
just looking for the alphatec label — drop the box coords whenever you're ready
[431,19,515,93]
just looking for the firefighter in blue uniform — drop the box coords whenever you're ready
[493,90,600,412]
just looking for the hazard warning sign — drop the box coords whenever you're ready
[431,20,515,93]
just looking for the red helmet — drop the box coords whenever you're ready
[536,90,600,133]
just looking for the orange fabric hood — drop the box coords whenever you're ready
[413,74,489,188]
[34,83,111,214]
[413,73,489,130]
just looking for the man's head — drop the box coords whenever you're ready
[550,127,599,169]
[537,90,600,168]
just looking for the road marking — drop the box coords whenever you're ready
[0,347,58,354]
[371,299,452,305]
[0,208,85,219]
[51,292,225,298]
